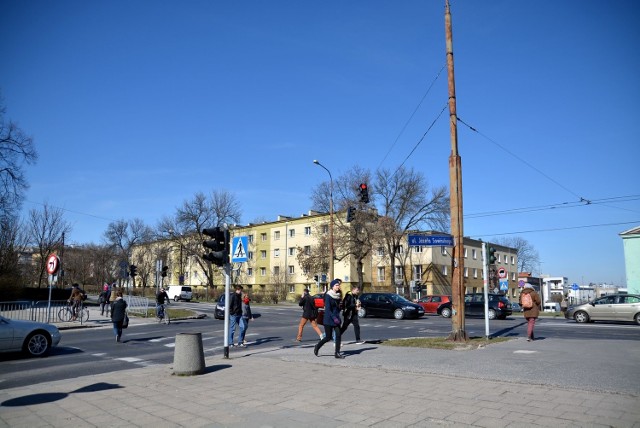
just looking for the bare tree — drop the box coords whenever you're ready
[156,190,242,288]
[26,203,72,288]
[0,95,38,218]
[104,218,153,288]
[496,236,539,273]
[0,215,28,288]
[375,166,449,287]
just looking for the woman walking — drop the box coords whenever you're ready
[238,292,253,347]
[111,291,128,343]
[519,283,541,341]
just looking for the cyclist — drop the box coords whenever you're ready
[68,283,84,321]
[156,287,170,319]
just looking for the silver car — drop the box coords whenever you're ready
[565,294,640,325]
[0,315,62,357]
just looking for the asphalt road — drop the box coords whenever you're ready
[1,302,639,393]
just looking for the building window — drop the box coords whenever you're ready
[377,247,384,256]
[274,231,280,240]
[442,265,448,276]
[260,267,266,276]
[289,265,295,274]
[289,284,295,293]
[304,245,311,255]
[273,266,280,275]
[397,245,404,254]
[414,265,422,280]
[274,248,280,258]
[473,268,478,278]
[441,247,447,255]
[261,233,267,241]
[289,228,295,237]
[512,272,516,281]
[463,248,468,258]
[511,256,515,265]
[260,250,267,259]
[378,267,385,281]
[472,249,477,259]
[305,227,311,235]
[303,267,309,275]
[248,251,254,260]
[322,224,329,234]
[288,247,295,256]
[394,266,404,279]
[248,234,254,243]
[464,267,468,278]
[247,268,253,276]
[413,246,423,253]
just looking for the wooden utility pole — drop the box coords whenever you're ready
[445,0,468,341]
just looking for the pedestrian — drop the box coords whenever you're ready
[98,284,109,316]
[314,279,346,359]
[109,282,118,304]
[228,285,243,347]
[110,290,128,343]
[519,283,541,341]
[340,285,364,344]
[296,288,324,342]
[238,292,253,347]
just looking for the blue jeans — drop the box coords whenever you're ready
[239,317,250,343]
[229,315,241,345]
[112,321,123,338]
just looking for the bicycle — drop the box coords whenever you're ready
[156,304,170,324]
[58,301,89,323]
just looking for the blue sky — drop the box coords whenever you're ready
[1,1,638,286]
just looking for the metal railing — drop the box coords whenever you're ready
[124,295,150,316]
[0,300,70,324]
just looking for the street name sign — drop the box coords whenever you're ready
[408,234,454,247]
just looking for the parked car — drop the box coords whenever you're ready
[415,295,451,315]
[439,293,512,320]
[0,315,62,357]
[565,294,640,325]
[214,294,225,320]
[357,293,425,320]
[167,285,193,302]
[511,302,523,312]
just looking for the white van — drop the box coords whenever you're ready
[167,286,193,302]
[543,302,561,312]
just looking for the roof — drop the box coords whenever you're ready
[619,226,640,236]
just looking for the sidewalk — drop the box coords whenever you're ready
[1,336,639,427]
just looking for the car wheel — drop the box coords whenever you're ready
[574,311,590,323]
[488,309,497,320]
[635,313,640,326]
[174,296,179,302]
[393,309,404,320]
[441,307,452,318]
[23,331,51,357]
[358,308,367,318]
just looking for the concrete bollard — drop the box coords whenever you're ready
[173,332,205,376]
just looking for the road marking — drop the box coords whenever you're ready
[92,353,107,356]
[514,350,538,354]
[164,343,176,348]
[116,357,145,363]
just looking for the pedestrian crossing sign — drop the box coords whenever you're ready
[231,236,248,263]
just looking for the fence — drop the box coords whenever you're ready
[0,300,70,324]
[124,295,150,316]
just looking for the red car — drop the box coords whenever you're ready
[415,295,452,316]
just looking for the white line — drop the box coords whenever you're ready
[514,350,538,354]
[164,343,176,348]
[116,357,145,363]
[92,353,107,356]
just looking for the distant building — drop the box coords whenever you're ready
[619,225,640,295]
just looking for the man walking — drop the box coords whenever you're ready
[228,285,243,346]
[296,288,324,341]
[340,285,364,344]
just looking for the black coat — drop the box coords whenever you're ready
[111,298,128,323]
[299,294,318,319]
[229,292,242,316]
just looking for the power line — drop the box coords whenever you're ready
[24,199,118,223]
[474,220,640,238]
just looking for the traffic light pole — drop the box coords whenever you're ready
[222,262,231,359]
[482,242,490,338]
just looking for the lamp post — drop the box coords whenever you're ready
[313,159,334,282]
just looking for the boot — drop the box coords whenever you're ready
[314,341,321,357]
[334,352,345,359]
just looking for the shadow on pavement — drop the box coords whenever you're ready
[1,382,123,407]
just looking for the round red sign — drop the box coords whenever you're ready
[46,254,60,275]
[498,267,507,279]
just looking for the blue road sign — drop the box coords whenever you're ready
[231,236,248,263]
[499,279,508,291]
[571,283,579,290]
[408,234,454,247]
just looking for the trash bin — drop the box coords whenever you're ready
[173,332,205,375]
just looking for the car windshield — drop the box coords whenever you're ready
[388,294,411,304]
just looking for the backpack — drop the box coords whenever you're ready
[521,292,533,310]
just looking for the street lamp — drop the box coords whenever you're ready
[313,159,334,282]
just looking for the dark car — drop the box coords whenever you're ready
[440,293,512,320]
[415,295,452,315]
[357,293,425,320]
[214,294,225,320]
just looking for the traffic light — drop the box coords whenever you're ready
[488,246,497,264]
[129,265,137,277]
[202,227,230,267]
[359,183,370,203]
[313,274,319,282]
[346,206,356,223]
[413,281,422,293]
[161,266,168,278]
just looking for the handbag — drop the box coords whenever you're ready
[122,314,129,329]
